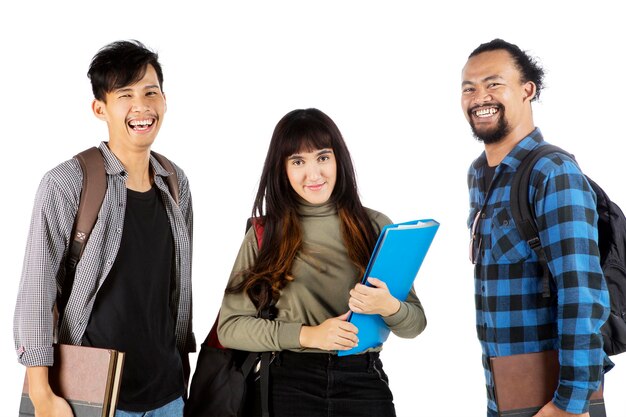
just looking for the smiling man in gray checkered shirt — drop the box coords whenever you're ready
[13,40,195,417]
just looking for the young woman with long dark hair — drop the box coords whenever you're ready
[217,108,426,417]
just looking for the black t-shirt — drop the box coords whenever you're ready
[82,186,184,411]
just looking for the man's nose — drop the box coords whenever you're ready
[473,88,492,106]
[131,96,150,112]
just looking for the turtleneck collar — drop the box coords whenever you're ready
[296,198,337,217]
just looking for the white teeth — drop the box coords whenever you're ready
[130,119,153,126]
[475,108,498,117]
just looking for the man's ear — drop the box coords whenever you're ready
[92,99,107,121]
[523,81,537,102]
[163,92,167,113]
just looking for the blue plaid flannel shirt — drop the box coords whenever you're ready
[467,128,611,414]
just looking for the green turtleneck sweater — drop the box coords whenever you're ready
[218,202,427,353]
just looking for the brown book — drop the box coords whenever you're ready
[490,350,605,417]
[19,344,125,417]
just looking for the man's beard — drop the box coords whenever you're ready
[469,104,510,145]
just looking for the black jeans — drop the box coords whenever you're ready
[246,351,396,417]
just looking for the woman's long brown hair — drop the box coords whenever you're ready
[226,109,378,311]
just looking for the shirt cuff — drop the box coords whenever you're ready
[278,322,303,349]
[553,384,596,414]
[382,302,410,328]
[17,345,54,368]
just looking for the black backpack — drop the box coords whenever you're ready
[510,144,626,356]
[185,218,272,417]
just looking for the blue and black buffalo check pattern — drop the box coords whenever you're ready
[467,128,611,414]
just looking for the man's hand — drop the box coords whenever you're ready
[33,395,74,417]
[533,401,589,417]
[299,312,359,351]
[27,366,74,417]
[349,277,401,317]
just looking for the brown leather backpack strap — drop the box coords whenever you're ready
[58,147,107,319]
[72,147,107,260]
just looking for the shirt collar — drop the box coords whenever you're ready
[471,128,544,171]
[296,198,337,217]
[500,128,544,170]
[98,141,126,175]
[97,141,173,179]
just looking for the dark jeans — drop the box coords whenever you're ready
[247,350,396,417]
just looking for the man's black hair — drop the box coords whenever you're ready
[469,38,545,101]
[88,40,163,102]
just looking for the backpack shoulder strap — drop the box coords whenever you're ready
[151,151,180,205]
[58,147,107,314]
[510,144,573,298]
[68,147,107,271]
[250,217,265,249]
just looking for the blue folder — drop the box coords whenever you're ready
[338,219,439,356]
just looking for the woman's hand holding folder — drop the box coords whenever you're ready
[299,312,359,351]
[349,277,401,317]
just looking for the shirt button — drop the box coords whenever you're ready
[503,220,509,226]
[481,286,485,292]
[481,212,486,219]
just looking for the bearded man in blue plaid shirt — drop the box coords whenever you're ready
[462,39,612,417]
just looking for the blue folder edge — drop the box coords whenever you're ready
[338,219,439,356]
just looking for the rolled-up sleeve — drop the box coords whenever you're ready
[13,169,79,367]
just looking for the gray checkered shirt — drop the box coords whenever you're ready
[14,142,194,367]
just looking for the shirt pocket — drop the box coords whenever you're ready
[490,206,531,264]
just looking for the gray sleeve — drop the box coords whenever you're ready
[383,286,427,338]
[217,229,302,352]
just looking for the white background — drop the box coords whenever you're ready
[1,1,624,416]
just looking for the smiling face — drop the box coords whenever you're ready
[92,64,166,153]
[286,148,337,205]
[461,49,535,145]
